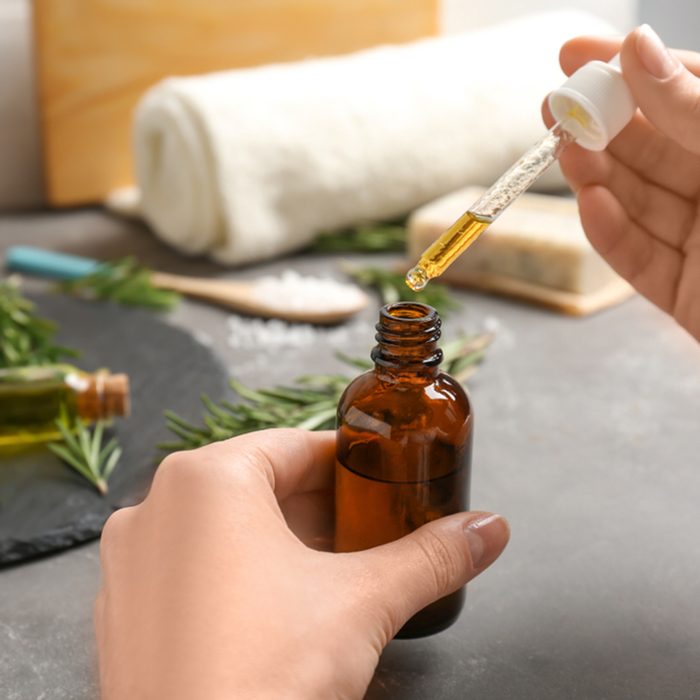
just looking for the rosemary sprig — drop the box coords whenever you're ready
[161,333,492,451]
[161,375,343,450]
[439,333,494,382]
[343,265,458,317]
[0,278,79,368]
[310,222,406,253]
[59,257,180,310]
[47,410,122,496]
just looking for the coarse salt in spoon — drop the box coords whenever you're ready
[150,269,368,324]
[5,247,368,325]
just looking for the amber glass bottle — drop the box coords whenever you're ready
[335,302,472,638]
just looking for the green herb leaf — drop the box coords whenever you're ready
[48,408,122,496]
[334,352,372,371]
[59,257,180,311]
[309,223,406,253]
[343,265,459,317]
[441,333,494,382]
[160,333,492,452]
[0,278,79,368]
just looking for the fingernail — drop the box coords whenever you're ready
[636,24,679,79]
[464,513,509,569]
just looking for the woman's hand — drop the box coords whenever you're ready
[95,429,509,700]
[546,26,700,341]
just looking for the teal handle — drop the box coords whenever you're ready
[6,246,102,281]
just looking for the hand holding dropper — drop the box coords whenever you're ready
[406,52,636,291]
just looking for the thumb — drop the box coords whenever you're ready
[356,512,509,637]
[620,24,700,154]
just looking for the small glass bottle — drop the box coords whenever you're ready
[335,302,472,638]
[0,364,130,447]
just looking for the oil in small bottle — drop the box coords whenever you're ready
[0,364,130,447]
[335,302,472,638]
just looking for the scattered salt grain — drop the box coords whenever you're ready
[226,315,371,350]
[192,329,214,347]
[251,270,366,313]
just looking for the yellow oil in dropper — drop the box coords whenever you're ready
[406,118,582,292]
[405,53,636,291]
[406,211,492,291]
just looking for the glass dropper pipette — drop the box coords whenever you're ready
[406,54,636,292]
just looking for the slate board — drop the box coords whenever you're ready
[0,295,227,566]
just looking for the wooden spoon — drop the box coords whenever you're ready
[149,271,368,324]
[6,246,369,325]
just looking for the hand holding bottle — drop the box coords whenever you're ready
[545,25,700,341]
[95,429,509,699]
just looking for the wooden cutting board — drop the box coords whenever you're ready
[32,0,439,206]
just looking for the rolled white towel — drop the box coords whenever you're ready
[132,10,615,266]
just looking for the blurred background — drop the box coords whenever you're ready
[0,0,697,213]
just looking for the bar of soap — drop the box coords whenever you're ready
[408,187,634,315]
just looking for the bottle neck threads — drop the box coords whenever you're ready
[371,302,442,376]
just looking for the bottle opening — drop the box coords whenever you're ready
[383,301,434,321]
[372,302,442,371]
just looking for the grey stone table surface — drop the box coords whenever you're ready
[1,209,699,699]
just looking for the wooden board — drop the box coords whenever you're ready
[32,0,439,206]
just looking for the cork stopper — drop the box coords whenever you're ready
[77,371,131,421]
